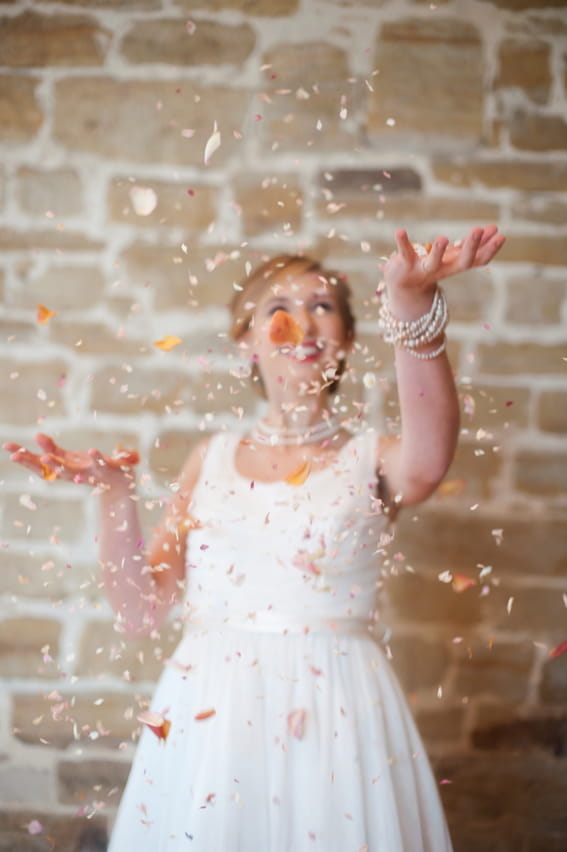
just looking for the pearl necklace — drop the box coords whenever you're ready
[251,415,341,446]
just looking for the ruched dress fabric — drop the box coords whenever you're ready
[108,430,453,852]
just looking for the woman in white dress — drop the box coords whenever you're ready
[4,226,505,850]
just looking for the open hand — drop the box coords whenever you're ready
[2,433,140,490]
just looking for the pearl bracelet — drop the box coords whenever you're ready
[378,286,449,359]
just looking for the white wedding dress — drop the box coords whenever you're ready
[108,429,453,851]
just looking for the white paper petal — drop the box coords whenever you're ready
[204,122,221,165]
[129,186,158,216]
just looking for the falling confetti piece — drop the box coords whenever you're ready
[452,574,476,593]
[550,639,567,659]
[137,711,171,741]
[129,186,158,216]
[186,20,196,34]
[463,394,475,419]
[285,460,312,486]
[195,708,216,721]
[19,494,37,510]
[287,708,307,739]
[204,121,221,165]
[27,821,43,836]
[269,309,304,346]
[153,336,182,351]
[437,479,466,498]
[37,304,57,325]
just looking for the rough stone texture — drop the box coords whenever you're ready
[107,177,218,229]
[0,75,43,143]
[15,167,83,216]
[453,640,535,702]
[472,715,567,757]
[496,39,551,105]
[432,160,567,192]
[384,570,482,627]
[47,318,146,357]
[77,620,179,681]
[483,584,567,634]
[0,763,53,807]
[477,343,566,375]
[120,19,256,66]
[54,79,249,165]
[389,634,450,693]
[416,706,466,745]
[0,548,96,600]
[441,440,503,501]
[368,19,483,142]
[0,228,103,251]
[9,263,106,309]
[504,275,565,324]
[12,691,148,749]
[57,758,130,805]
[175,0,299,12]
[233,172,303,237]
[379,196,500,224]
[0,810,108,852]
[537,391,567,434]
[540,653,567,705]
[34,0,159,6]
[0,358,68,425]
[510,196,567,225]
[509,110,567,152]
[514,450,567,497]
[2,492,86,543]
[0,10,109,66]
[395,510,567,578]
[0,617,61,677]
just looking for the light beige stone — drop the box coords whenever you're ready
[0,10,109,66]
[120,19,255,66]
[0,76,43,143]
[108,177,217,229]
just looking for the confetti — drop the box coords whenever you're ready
[463,394,475,419]
[27,820,43,835]
[452,574,475,593]
[287,708,307,739]
[550,639,567,659]
[137,711,171,741]
[436,479,466,498]
[153,336,182,351]
[195,708,216,721]
[204,121,221,165]
[37,304,57,325]
[129,186,158,216]
[285,461,312,486]
[269,310,304,346]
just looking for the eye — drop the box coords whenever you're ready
[267,304,288,316]
[313,301,333,315]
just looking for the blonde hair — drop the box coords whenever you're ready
[229,254,356,396]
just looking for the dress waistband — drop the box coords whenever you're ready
[183,611,378,637]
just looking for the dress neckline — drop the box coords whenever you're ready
[229,429,365,487]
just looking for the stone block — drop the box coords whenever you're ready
[368,18,483,142]
[502,235,567,266]
[120,18,255,66]
[483,584,567,634]
[2,491,86,544]
[472,713,567,757]
[0,810,108,852]
[57,757,130,805]
[0,358,68,425]
[496,39,551,105]
[477,342,566,375]
[259,42,357,154]
[54,79,249,166]
[316,168,423,220]
[47,319,146,357]
[509,110,567,152]
[10,263,106,310]
[0,75,43,143]
[388,633,450,693]
[415,706,466,745]
[453,639,534,702]
[504,274,565,324]
[16,167,83,216]
[540,653,567,704]
[442,440,503,501]
[0,616,61,677]
[394,509,567,578]
[510,196,567,225]
[514,450,567,497]
[0,318,37,343]
[77,619,178,681]
[0,548,95,600]
[107,177,218,229]
[378,196,501,225]
[537,391,567,434]
[0,10,109,66]
[456,382,530,429]
[385,570,482,627]
[12,690,148,749]
[174,0,299,12]
[432,160,567,192]
[233,173,303,237]
[0,763,53,807]
[0,228,103,251]
[444,269,494,323]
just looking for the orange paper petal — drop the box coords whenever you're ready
[452,574,476,593]
[269,310,304,346]
[285,460,312,486]
[41,463,58,481]
[137,711,171,740]
[195,708,216,721]
[437,478,466,498]
[153,336,182,351]
[550,639,567,659]
[37,304,57,325]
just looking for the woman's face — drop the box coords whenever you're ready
[243,269,353,398]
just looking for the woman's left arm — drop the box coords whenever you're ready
[377,225,506,507]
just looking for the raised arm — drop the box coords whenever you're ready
[377,226,505,507]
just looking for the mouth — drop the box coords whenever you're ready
[288,340,325,362]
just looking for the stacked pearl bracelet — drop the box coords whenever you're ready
[378,285,449,360]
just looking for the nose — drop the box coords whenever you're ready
[296,306,317,337]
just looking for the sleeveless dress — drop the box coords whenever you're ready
[108,430,453,851]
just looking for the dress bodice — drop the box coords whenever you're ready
[181,430,392,631]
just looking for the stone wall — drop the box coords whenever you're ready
[1,0,566,849]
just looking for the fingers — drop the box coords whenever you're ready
[424,237,449,275]
[394,229,416,265]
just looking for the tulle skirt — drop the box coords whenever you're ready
[108,624,453,851]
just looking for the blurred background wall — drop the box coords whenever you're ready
[0,0,566,849]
